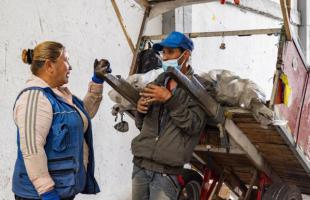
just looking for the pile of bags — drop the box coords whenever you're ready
[198,70,274,126]
[109,68,275,126]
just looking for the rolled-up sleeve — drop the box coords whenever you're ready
[83,81,103,119]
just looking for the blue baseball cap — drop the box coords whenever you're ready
[153,31,194,52]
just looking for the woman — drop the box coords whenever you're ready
[12,41,110,200]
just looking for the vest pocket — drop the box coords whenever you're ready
[50,169,76,187]
[51,169,77,198]
[48,156,76,171]
[52,123,69,152]
[48,156,77,195]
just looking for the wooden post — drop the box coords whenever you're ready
[129,6,150,75]
[137,0,150,8]
[280,0,292,40]
[111,0,135,53]
[286,0,291,18]
[243,169,258,200]
[212,171,226,199]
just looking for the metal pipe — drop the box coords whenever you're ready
[165,67,225,124]
[100,74,140,107]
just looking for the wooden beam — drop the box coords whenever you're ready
[142,28,282,41]
[286,0,291,18]
[195,145,245,154]
[243,169,258,200]
[146,0,216,18]
[226,0,300,26]
[111,0,135,53]
[212,171,226,198]
[192,153,248,195]
[137,0,150,8]
[140,0,300,25]
[129,6,150,75]
[192,152,207,165]
[224,119,281,183]
[280,0,292,40]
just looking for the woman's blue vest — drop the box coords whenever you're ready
[12,87,100,199]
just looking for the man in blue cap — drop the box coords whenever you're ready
[131,31,206,200]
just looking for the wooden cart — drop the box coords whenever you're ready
[106,0,310,199]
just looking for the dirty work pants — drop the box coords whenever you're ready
[132,165,181,200]
[15,195,75,200]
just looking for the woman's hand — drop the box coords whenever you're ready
[92,59,112,84]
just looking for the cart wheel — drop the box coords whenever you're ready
[262,183,302,200]
[178,169,203,200]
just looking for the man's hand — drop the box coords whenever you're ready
[140,84,172,104]
[137,97,150,114]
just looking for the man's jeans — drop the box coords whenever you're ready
[132,165,181,200]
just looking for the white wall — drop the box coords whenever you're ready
[190,2,282,99]
[0,0,161,199]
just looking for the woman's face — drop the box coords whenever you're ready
[51,49,72,87]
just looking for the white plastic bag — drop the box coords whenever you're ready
[108,68,164,110]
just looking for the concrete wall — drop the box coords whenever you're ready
[0,1,161,199]
[190,2,282,99]
[171,1,303,100]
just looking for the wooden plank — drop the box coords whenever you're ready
[231,117,257,123]
[234,122,273,129]
[146,0,216,18]
[137,0,150,8]
[195,145,245,154]
[224,119,281,182]
[142,28,282,40]
[139,0,300,25]
[192,152,207,165]
[129,7,150,75]
[195,151,253,170]
[237,128,285,145]
[244,170,258,200]
[210,153,255,168]
[280,0,292,40]
[192,152,249,195]
[111,0,135,53]
[286,0,291,18]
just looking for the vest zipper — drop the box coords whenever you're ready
[49,98,86,193]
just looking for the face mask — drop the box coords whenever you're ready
[162,51,186,72]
